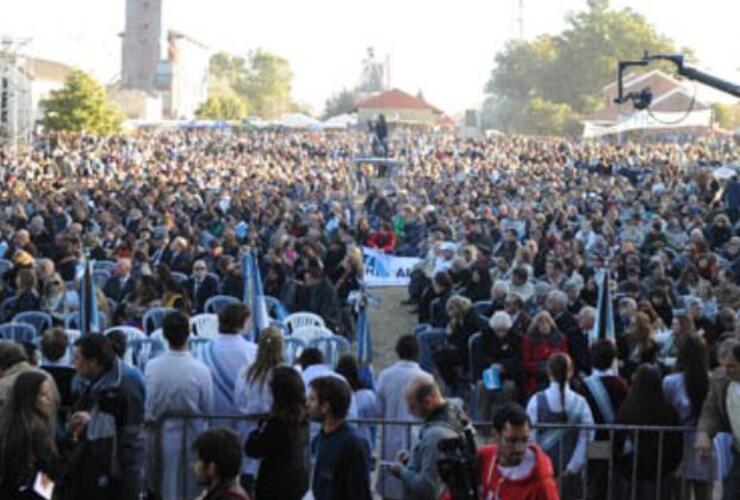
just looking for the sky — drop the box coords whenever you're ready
[2,0,739,115]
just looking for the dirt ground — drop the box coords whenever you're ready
[365,286,417,373]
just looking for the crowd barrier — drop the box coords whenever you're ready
[149,413,719,500]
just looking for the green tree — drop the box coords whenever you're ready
[195,95,249,120]
[323,88,357,119]
[41,71,122,134]
[483,0,682,135]
[207,49,295,119]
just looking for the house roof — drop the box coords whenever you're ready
[356,88,443,114]
[649,87,709,112]
[26,57,75,82]
[602,68,683,92]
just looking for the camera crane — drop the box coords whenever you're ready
[614,52,740,111]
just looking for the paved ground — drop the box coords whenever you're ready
[366,286,417,373]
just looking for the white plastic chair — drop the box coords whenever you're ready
[103,326,146,365]
[142,307,177,334]
[291,325,334,344]
[284,312,325,333]
[190,313,219,339]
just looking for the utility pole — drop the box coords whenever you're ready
[0,36,32,151]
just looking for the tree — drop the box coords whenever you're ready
[323,88,357,119]
[207,49,296,119]
[41,70,122,134]
[711,102,740,130]
[483,0,682,135]
[357,47,384,93]
[195,95,249,120]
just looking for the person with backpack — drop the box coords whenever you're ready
[526,353,593,494]
[390,376,473,500]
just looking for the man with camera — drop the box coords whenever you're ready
[390,376,473,500]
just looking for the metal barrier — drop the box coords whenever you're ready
[150,413,712,500]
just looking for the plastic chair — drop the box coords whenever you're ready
[12,311,53,337]
[284,312,325,333]
[472,301,493,317]
[292,325,334,344]
[0,258,12,276]
[104,326,147,365]
[93,261,117,274]
[204,295,240,315]
[0,297,15,322]
[93,270,111,290]
[467,332,483,420]
[283,336,306,364]
[264,295,289,320]
[171,272,188,285]
[190,313,219,339]
[188,337,211,359]
[0,323,37,343]
[142,307,177,334]
[65,311,108,332]
[416,328,447,374]
[130,337,166,371]
[308,335,351,367]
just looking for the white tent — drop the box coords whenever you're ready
[277,113,322,130]
[322,113,358,129]
[583,109,712,139]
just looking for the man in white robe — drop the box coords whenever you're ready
[375,335,430,499]
[145,311,214,500]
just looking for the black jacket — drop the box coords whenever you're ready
[186,274,220,313]
[62,360,145,500]
[474,328,523,385]
[245,415,309,500]
[103,276,135,303]
[311,422,371,500]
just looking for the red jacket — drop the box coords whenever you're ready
[521,333,568,396]
[367,230,397,252]
[476,444,559,500]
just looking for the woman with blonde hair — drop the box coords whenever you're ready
[522,311,568,396]
[234,326,285,489]
[432,295,488,394]
[622,311,660,381]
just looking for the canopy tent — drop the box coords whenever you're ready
[583,109,711,139]
[322,113,358,130]
[276,113,322,130]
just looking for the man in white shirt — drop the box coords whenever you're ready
[145,311,214,500]
[200,303,257,413]
[375,335,429,499]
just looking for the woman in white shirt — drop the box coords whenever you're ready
[526,353,594,490]
[233,326,285,485]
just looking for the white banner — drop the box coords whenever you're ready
[362,247,421,287]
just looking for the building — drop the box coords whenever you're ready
[120,0,209,118]
[356,88,445,126]
[582,69,712,138]
[156,31,209,119]
[1,52,74,146]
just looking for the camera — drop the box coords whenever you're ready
[436,436,479,500]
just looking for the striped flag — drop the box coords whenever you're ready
[242,250,269,339]
[590,268,615,343]
[77,260,99,335]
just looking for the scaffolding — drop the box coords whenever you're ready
[0,36,33,150]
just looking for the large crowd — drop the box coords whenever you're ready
[0,129,739,499]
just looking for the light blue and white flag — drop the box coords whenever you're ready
[242,250,270,339]
[77,260,99,335]
[590,268,615,343]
